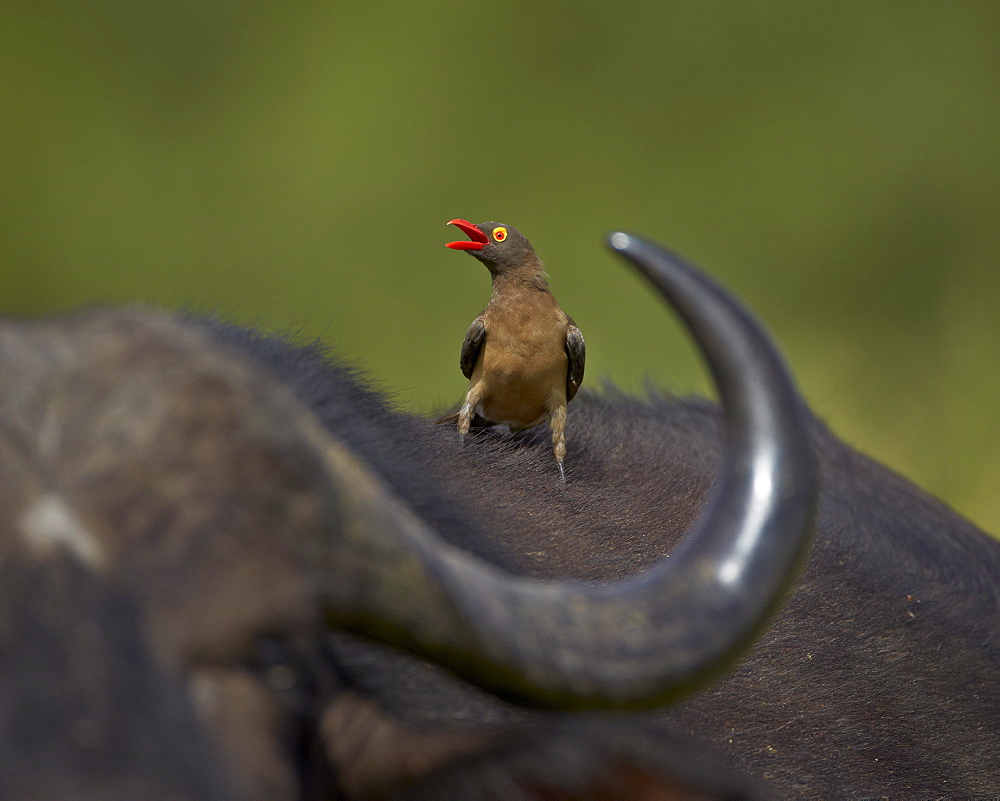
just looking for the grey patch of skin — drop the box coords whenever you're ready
[20,493,104,569]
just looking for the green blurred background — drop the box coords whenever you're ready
[3,2,997,534]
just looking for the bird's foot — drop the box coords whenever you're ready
[457,405,472,438]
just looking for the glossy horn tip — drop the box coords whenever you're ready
[606,231,634,252]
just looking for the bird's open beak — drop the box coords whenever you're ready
[446,219,489,251]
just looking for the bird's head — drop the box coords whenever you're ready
[446,219,540,275]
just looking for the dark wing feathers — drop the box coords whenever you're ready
[565,322,585,402]
[460,315,487,380]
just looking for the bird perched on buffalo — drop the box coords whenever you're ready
[444,219,585,480]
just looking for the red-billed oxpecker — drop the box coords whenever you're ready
[445,219,585,480]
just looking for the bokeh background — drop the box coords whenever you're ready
[3,2,998,534]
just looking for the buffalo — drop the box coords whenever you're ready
[1,233,997,800]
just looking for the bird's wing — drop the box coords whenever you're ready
[565,320,586,402]
[460,314,487,380]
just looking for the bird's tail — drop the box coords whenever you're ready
[434,409,495,429]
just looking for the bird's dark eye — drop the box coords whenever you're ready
[493,227,507,242]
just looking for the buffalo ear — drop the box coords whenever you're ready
[320,691,497,799]
[321,696,765,801]
[395,721,767,801]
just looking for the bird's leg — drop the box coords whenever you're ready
[458,383,484,443]
[549,403,567,481]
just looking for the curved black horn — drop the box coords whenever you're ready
[321,232,817,709]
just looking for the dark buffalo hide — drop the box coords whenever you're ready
[1,305,996,801]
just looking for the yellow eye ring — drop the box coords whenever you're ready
[493,227,507,242]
